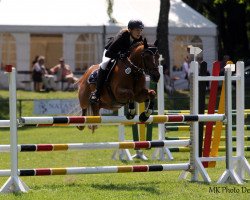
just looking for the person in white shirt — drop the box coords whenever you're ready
[182,55,190,88]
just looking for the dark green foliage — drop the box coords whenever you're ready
[0,97,9,119]
[182,0,250,61]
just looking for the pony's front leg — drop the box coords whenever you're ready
[139,99,155,122]
[115,88,136,120]
[136,89,156,122]
[125,101,136,120]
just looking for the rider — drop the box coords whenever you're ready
[89,19,144,104]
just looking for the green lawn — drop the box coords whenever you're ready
[0,126,249,200]
[0,90,250,199]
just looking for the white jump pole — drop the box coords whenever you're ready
[112,108,133,161]
[218,64,243,184]
[235,61,250,180]
[179,61,211,182]
[0,120,10,127]
[152,64,173,160]
[0,66,29,193]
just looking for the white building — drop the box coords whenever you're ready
[0,0,217,89]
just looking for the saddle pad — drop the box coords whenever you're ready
[88,60,117,84]
[88,69,98,84]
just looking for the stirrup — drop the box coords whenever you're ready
[89,92,99,104]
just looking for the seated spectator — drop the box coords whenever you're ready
[43,66,57,91]
[50,58,78,90]
[32,56,57,92]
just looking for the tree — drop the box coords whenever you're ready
[182,0,250,61]
[106,0,117,23]
[157,0,170,70]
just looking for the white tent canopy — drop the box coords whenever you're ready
[0,0,217,90]
[0,0,216,35]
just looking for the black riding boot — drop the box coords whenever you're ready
[89,68,107,104]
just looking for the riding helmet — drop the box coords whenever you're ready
[128,20,144,29]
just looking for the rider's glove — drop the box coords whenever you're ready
[118,53,127,60]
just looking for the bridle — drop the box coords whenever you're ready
[141,47,159,75]
[122,45,159,76]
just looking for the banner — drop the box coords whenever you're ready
[33,99,79,115]
[33,99,113,115]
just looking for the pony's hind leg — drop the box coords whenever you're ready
[88,104,100,133]
[125,101,136,120]
[76,108,87,131]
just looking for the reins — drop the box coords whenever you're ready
[121,45,159,76]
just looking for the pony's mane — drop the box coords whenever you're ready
[129,41,144,52]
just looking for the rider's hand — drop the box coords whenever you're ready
[119,53,127,60]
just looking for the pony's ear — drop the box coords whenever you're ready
[143,38,149,49]
[154,40,158,47]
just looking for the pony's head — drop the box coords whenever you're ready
[142,38,160,82]
[129,39,160,82]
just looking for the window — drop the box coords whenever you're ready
[75,34,98,71]
[30,34,63,69]
[0,33,16,70]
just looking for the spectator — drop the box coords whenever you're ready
[182,55,191,88]
[220,55,230,76]
[43,66,57,91]
[164,68,174,95]
[50,58,78,90]
[197,57,211,91]
[32,56,44,92]
[32,56,57,92]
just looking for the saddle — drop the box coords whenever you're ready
[88,59,117,84]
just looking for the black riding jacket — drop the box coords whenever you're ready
[105,29,143,59]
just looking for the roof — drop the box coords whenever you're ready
[0,0,109,26]
[113,0,216,28]
[0,0,216,35]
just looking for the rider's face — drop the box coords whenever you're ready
[130,28,143,39]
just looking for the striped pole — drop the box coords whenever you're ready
[167,146,250,153]
[0,163,190,177]
[165,125,250,131]
[19,114,225,126]
[166,136,250,142]
[0,140,191,152]
[164,109,250,114]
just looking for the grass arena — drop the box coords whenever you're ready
[0,62,250,199]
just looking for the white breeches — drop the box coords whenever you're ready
[100,49,111,70]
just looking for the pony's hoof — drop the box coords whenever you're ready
[139,112,149,122]
[126,113,135,120]
[76,126,85,131]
